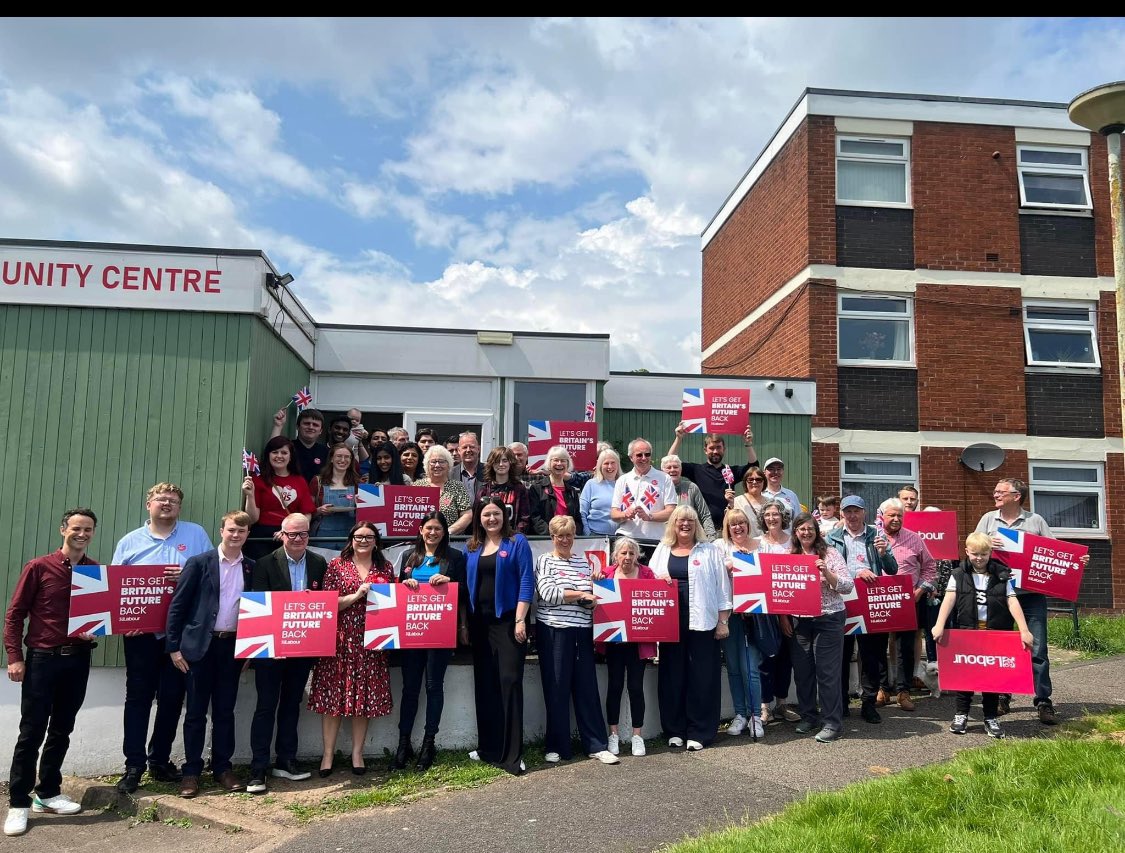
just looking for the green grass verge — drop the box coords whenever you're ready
[665,710,1125,853]
[1048,615,1125,658]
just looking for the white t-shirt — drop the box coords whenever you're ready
[947,571,1015,623]
[612,467,677,542]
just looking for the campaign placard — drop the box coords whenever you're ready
[842,575,917,634]
[527,420,598,472]
[731,552,823,617]
[992,527,1088,602]
[594,578,679,644]
[901,511,959,561]
[356,484,440,538]
[69,564,177,636]
[936,629,1033,694]
[681,388,750,435]
[235,591,338,659]
[364,583,459,650]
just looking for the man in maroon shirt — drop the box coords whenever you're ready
[4,508,99,837]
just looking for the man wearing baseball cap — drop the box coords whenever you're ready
[826,496,898,724]
[761,458,801,525]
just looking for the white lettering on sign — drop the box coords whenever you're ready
[953,653,1016,668]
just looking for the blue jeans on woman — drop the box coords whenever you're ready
[723,615,761,720]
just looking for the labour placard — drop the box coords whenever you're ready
[901,511,959,561]
[993,528,1088,602]
[356,484,440,539]
[593,578,679,644]
[681,388,750,435]
[731,552,822,617]
[842,575,917,634]
[527,421,598,472]
[235,591,338,659]
[68,564,177,636]
[936,629,1033,694]
[364,583,459,650]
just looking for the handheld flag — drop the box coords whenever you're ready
[242,448,260,477]
[291,386,313,412]
[585,401,596,422]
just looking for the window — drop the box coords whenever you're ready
[1016,145,1091,210]
[840,455,917,512]
[837,293,914,366]
[836,136,910,207]
[1023,301,1100,368]
[1029,461,1104,535]
[510,380,589,441]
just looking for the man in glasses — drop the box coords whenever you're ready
[667,424,758,528]
[244,513,327,794]
[975,477,1088,725]
[111,483,214,794]
[611,438,677,545]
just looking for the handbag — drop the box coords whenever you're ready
[749,613,782,658]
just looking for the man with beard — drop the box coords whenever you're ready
[667,425,757,528]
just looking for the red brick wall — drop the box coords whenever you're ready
[915,283,1025,432]
[1089,134,1115,277]
[807,116,837,265]
[913,123,1021,273]
[812,441,840,501]
[1107,453,1125,609]
[1099,290,1121,439]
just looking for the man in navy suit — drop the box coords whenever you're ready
[165,510,254,798]
[244,513,328,794]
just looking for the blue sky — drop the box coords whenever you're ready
[1,17,1122,371]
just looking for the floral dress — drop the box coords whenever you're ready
[308,556,395,718]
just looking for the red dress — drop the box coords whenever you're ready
[308,557,395,718]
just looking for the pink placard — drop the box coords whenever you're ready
[843,575,917,634]
[69,564,177,636]
[936,629,1033,694]
[356,484,441,539]
[731,552,822,617]
[235,591,338,659]
[364,583,459,650]
[993,528,1088,602]
[593,578,679,644]
[901,511,959,561]
[527,420,598,472]
[681,388,750,435]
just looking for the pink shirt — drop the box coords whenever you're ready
[886,526,937,589]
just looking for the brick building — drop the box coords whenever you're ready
[700,88,1122,612]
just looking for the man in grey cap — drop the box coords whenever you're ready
[762,457,801,523]
[826,496,898,724]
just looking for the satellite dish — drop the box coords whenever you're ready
[960,443,1006,473]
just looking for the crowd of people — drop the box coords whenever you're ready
[2,405,1084,837]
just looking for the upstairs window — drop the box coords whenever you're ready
[837,293,914,366]
[1029,461,1104,535]
[1017,145,1091,210]
[840,455,917,512]
[836,136,910,207]
[1023,302,1099,368]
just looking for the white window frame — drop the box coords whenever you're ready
[837,292,915,367]
[836,135,911,208]
[1016,144,1092,211]
[503,378,596,446]
[1029,460,1105,536]
[1022,300,1100,369]
[839,455,918,505]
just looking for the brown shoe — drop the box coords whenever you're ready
[1037,701,1059,725]
[897,690,916,712]
[875,688,889,707]
[215,770,244,792]
[179,775,200,798]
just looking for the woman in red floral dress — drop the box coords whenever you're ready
[308,520,395,775]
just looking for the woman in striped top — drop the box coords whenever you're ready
[534,515,618,766]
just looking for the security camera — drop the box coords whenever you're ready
[765,381,775,391]
[992,151,1001,160]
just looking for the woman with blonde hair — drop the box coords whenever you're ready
[579,448,621,536]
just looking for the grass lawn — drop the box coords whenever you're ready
[665,710,1125,853]
[1048,614,1125,658]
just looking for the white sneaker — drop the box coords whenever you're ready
[4,808,29,837]
[631,735,646,756]
[667,736,684,748]
[727,714,747,736]
[468,750,480,761]
[544,752,561,763]
[607,733,620,755]
[685,740,704,751]
[31,794,81,815]
[750,717,765,739]
[589,750,620,765]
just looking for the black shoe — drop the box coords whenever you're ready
[861,703,882,724]
[148,761,182,783]
[116,766,144,794]
[393,734,414,770]
[318,766,334,779]
[997,695,1011,716]
[271,759,311,781]
[352,763,367,776]
[246,772,267,795]
[415,736,437,772]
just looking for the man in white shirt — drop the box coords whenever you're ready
[761,457,802,523]
[611,438,677,545]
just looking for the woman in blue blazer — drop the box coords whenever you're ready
[464,497,534,775]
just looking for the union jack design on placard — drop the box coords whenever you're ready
[68,564,112,636]
[592,579,628,643]
[618,483,635,511]
[729,552,768,614]
[292,386,313,412]
[235,592,277,658]
[364,584,401,649]
[355,484,390,536]
[681,388,708,433]
[526,420,555,472]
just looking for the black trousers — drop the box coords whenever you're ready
[658,589,721,745]
[956,691,1000,717]
[469,612,526,775]
[250,657,314,772]
[181,635,241,777]
[842,632,889,706]
[398,648,454,738]
[122,633,186,769]
[8,648,91,807]
[537,623,607,758]
[604,643,647,728]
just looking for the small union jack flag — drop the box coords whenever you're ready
[584,401,596,422]
[619,483,635,511]
[721,465,734,486]
[292,385,313,411]
[640,484,660,510]
[242,448,260,476]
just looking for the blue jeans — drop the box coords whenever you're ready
[1018,591,1051,703]
[723,615,761,718]
[537,623,607,757]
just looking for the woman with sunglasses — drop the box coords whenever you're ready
[729,466,767,538]
[307,521,395,776]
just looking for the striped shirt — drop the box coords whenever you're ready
[534,552,594,629]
